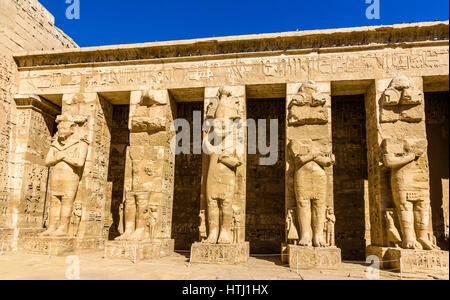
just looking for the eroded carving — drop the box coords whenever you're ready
[41,114,89,237]
[381,75,424,123]
[288,81,329,126]
[382,138,439,250]
[289,139,335,247]
[202,88,242,245]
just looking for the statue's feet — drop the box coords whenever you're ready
[50,227,69,237]
[299,237,313,247]
[418,237,439,250]
[40,227,56,237]
[202,232,218,244]
[115,231,133,241]
[130,228,146,241]
[402,239,423,250]
[217,231,232,244]
[313,235,327,248]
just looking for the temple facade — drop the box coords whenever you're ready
[0,1,448,273]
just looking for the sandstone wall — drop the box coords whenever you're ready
[0,0,77,227]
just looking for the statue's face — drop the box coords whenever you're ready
[57,121,75,141]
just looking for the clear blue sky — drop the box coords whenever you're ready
[40,0,449,47]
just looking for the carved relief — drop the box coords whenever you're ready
[286,208,299,245]
[202,88,242,245]
[289,139,335,247]
[385,209,402,248]
[380,75,424,123]
[381,138,439,250]
[41,114,89,237]
[288,81,329,126]
[325,206,336,247]
[117,90,167,242]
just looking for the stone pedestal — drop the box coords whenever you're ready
[22,237,105,256]
[104,239,174,261]
[287,245,341,270]
[367,246,449,273]
[190,242,250,265]
[0,228,44,251]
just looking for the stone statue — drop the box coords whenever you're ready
[289,139,335,247]
[144,204,158,240]
[199,210,207,242]
[41,114,89,237]
[202,88,242,244]
[325,206,336,247]
[385,209,402,248]
[232,206,241,244]
[286,208,299,245]
[117,90,166,242]
[382,138,439,250]
[383,75,423,106]
[381,75,424,123]
[288,80,328,126]
[71,202,82,237]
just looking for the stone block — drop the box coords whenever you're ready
[105,239,174,261]
[287,245,341,270]
[22,236,105,256]
[190,242,250,265]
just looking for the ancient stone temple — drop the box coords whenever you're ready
[0,1,449,274]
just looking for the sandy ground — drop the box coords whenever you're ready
[0,250,447,280]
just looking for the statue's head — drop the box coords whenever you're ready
[74,202,82,210]
[385,209,395,221]
[55,115,88,142]
[326,206,334,214]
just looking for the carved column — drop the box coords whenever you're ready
[104,89,175,260]
[0,95,59,250]
[284,81,341,270]
[366,76,448,273]
[190,85,249,264]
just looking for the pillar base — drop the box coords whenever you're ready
[366,246,449,273]
[0,228,45,251]
[104,239,174,261]
[22,236,105,256]
[190,242,250,265]
[286,244,342,270]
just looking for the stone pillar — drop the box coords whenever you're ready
[21,93,113,255]
[104,89,175,261]
[0,95,59,250]
[190,85,249,264]
[366,76,448,273]
[283,81,341,270]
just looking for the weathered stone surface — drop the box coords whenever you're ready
[190,242,250,264]
[21,236,104,256]
[287,245,341,270]
[105,239,174,261]
[368,246,449,273]
[0,0,449,277]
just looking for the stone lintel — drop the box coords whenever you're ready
[190,242,250,265]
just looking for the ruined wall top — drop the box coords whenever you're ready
[13,21,449,68]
